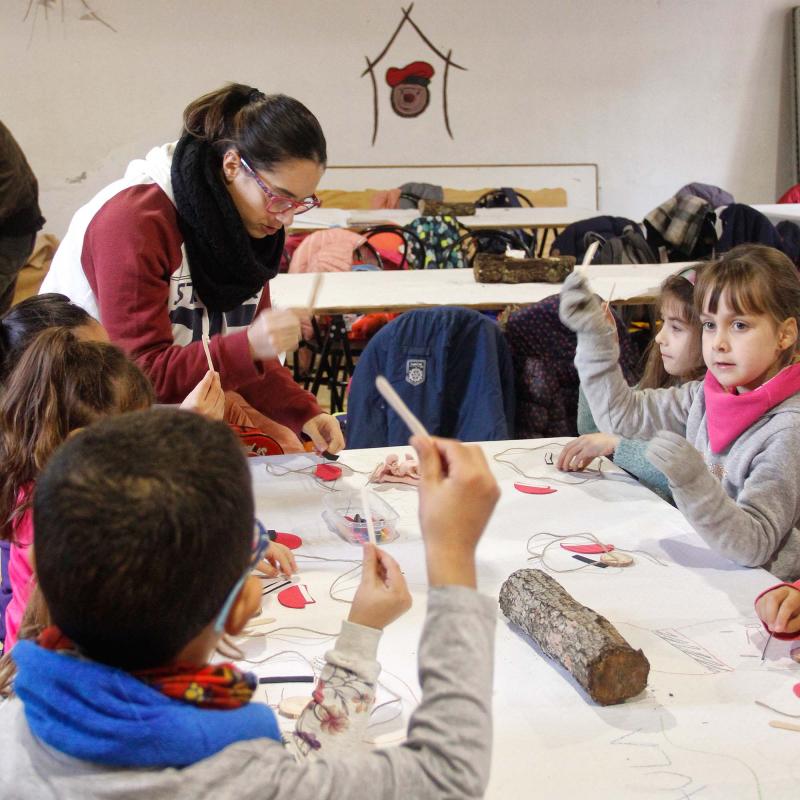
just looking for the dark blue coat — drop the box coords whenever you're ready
[346,307,515,448]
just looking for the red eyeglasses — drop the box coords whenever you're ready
[239,158,320,216]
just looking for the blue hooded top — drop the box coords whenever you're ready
[12,640,281,768]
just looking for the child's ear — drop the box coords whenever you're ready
[224,576,262,636]
[778,317,798,351]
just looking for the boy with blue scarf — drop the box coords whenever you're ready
[0,408,499,799]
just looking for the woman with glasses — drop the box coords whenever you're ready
[41,83,343,455]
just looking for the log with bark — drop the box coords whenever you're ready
[418,200,476,216]
[499,568,649,705]
[473,253,575,284]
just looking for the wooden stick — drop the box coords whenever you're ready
[375,375,430,439]
[603,281,617,314]
[769,720,800,733]
[307,272,323,315]
[201,334,215,372]
[582,240,600,266]
[361,487,377,546]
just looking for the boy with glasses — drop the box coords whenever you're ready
[0,408,499,799]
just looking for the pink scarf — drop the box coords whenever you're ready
[704,364,800,453]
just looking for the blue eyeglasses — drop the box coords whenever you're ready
[213,520,270,634]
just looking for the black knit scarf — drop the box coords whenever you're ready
[171,134,284,313]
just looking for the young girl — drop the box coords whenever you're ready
[0,327,293,650]
[558,269,705,502]
[0,328,155,650]
[560,244,800,581]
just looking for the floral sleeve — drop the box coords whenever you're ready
[293,621,382,757]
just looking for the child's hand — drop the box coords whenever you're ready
[558,272,608,336]
[756,585,800,635]
[258,541,297,578]
[348,544,412,630]
[557,433,620,471]
[413,435,500,588]
[646,430,706,488]
[180,370,225,420]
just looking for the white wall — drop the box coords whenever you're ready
[1,0,795,236]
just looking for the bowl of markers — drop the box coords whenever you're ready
[322,490,399,545]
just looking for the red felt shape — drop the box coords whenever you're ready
[315,464,342,481]
[514,482,557,495]
[793,682,800,699]
[560,543,615,555]
[278,585,315,609]
[273,532,302,550]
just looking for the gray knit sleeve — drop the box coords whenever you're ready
[574,328,699,437]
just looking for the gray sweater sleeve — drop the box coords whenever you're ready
[667,428,800,581]
[177,585,496,800]
[574,327,698,437]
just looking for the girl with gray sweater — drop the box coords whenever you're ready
[559,245,800,582]
[558,268,705,503]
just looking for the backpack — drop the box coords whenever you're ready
[586,225,659,264]
[404,215,469,269]
[474,187,537,256]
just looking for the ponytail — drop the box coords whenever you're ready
[0,328,154,538]
[180,82,327,170]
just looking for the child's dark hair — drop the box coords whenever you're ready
[639,269,705,390]
[33,409,254,671]
[695,244,800,369]
[182,82,327,171]
[0,293,94,385]
[0,328,154,538]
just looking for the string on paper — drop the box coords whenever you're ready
[526,531,668,574]
[494,444,605,485]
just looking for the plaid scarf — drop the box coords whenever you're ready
[645,195,713,255]
[38,626,256,710]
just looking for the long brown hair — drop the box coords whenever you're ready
[639,269,706,390]
[0,328,154,538]
[694,244,800,369]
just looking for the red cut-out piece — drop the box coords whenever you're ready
[278,585,315,609]
[315,464,342,481]
[793,682,800,699]
[561,543,615,555]
[273,531,302,550]
[514,482,557,495]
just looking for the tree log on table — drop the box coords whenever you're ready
[499,568,649,705]
[473,253,575,284]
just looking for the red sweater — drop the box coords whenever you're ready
[69,180,319,433]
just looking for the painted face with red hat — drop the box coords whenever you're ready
[386,61,434,117]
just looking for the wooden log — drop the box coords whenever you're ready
[499,568,649,705]
[419,199,476,216]
[473,253,575,284]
